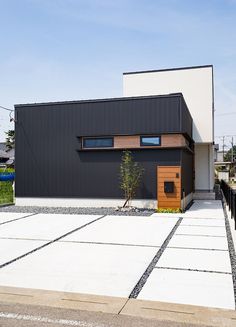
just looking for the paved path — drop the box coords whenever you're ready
[144,200,235,309]
[0,200,235,313]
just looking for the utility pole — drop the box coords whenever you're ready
[222,136,225,162]
[231,136,234,163]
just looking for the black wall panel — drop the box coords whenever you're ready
[180,97,193,139]
[181,149,194,197]
[15,95,191,199]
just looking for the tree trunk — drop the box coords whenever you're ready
[123,196,131,208]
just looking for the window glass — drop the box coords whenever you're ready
[83,137,113,148]
[140,136,161,146]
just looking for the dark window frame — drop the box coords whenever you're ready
[140,135,161,147]
[82,137,114,149]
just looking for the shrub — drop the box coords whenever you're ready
[120,150,144,208]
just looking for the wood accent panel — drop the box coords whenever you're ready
[114,136,140,148]
[161,134,187,147]
[157,166,181,209]
[113,134,187,149]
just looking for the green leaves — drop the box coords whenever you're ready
[120,150,144,207]
[5,129,15,150]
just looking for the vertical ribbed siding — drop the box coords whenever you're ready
[181,149,194,197]
[15,95,192,199]
[180,97,193,138]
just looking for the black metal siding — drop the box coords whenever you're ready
[15,95,192,199]
[16,96,186,137]
[181,149,194,197]
[180,97,193,139]
[15,146,181,199]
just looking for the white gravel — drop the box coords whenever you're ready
[0,205,155,216]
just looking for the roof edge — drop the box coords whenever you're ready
[14,93,185,108]
[123,65,213,75]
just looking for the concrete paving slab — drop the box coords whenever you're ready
[168,234,229,250]
[183,200,225,219]
[0,286,127,315]
[150,213,182,218]
[138,268,235,310]
[156,248,232,273]
[181,218,225,227]
[0,242,157,297]
[0,212,33,225]
[122,298,236,327]
[0,239,47,266]
[176,225,227,237]
[62,215,178,246]
[0,214,101,241]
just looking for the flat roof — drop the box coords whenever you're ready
[15,93,184,108]
[123,64,213,75]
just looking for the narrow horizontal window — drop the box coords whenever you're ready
[140,136,161,146]
[83,137,113,148]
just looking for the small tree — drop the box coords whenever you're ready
[120,150,144,208]
[5,130,15,150]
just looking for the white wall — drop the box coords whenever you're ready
[195,144,214,191]
[15,198,157,209]
[123,66,213,143]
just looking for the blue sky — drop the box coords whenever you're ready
[0,0,235,148]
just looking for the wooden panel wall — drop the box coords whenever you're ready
[114,136,140,148]
[157,166,181,209]
[161,134,187,147]
[114,134,187,149]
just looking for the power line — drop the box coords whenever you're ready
[215,135,236,138]
[0,105,15,122]
[216,112,236,116]
[0,105,13,112]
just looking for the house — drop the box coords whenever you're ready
[5,148,15,167]
[0,149,9,167]
[0,142,14,167]
[14,65,214,209]
[215,150,224,163]
[123,65,214,199]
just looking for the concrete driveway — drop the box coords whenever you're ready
[0,200,235,311]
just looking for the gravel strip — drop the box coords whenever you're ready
[221,192,236,309]
[155,266,232,275]
[0,215,107,269]
[129,217,183,298]
[0,205,155,216]
[0,213,38,226]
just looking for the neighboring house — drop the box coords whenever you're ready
[6,148,15,167]
[0,143,15,167]
[216,150,224,163]
[0,149,9,167]
[0,142,15,167]
[0,142,7,152]
[214,144,219,162]
[214,149,234,182]
[218,170,229,182]
[14,65,214,209]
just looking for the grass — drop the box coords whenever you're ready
[0,168,14,205]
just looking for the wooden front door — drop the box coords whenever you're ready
[157,166,181,209]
